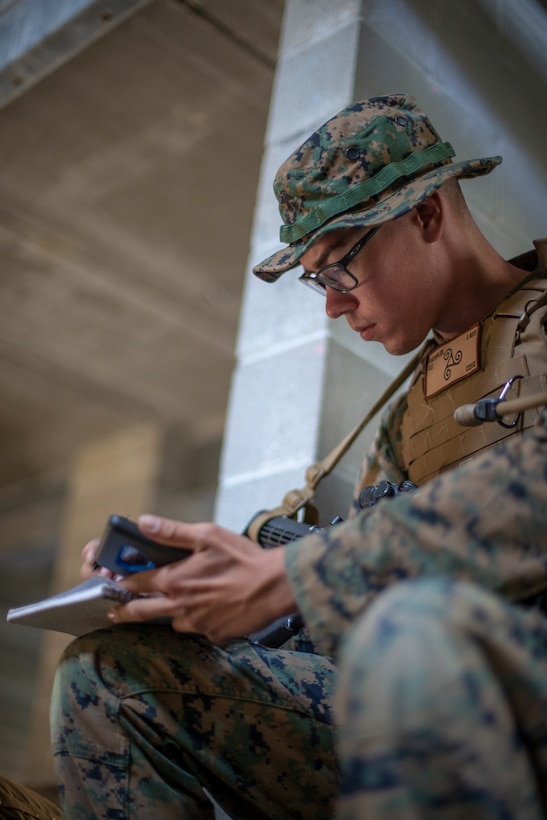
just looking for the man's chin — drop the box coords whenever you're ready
[383,337,425,356]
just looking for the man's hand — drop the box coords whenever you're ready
[95,514,298,644]
[81,539,116,579]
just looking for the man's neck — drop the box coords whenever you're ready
[435,258,528,341]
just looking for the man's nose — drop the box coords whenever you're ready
[325,287,357,319]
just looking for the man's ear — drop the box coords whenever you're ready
[414,192,443,243]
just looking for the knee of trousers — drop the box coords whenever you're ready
[343,576,508,653]
[53,625,217,695]
[335,578,510,723]
[51,626,160,758]
[51,626,228,755]
[53,625,158,697]
[51,628,239,780]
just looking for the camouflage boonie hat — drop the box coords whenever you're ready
[253,94,501,281]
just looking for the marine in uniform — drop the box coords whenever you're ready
[51,95,547,819]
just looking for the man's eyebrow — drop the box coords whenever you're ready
[302,236,347,273]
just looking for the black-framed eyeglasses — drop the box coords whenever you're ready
[299,225,382,296]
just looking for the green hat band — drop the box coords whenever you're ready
[280,140,455,244]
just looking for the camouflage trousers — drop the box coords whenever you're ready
[51,579,547,820]
[336,577,547,820]
[50,627,338,819]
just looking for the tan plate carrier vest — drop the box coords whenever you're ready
[401,239,547,485]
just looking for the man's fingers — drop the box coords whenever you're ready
[81,539,102,579]
[108,593,172,623]
[82,538,99,564]
[118,566,170,594]
[137,515,225,551]
[107,592,200,634]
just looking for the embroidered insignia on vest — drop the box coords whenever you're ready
[425,324,480,398]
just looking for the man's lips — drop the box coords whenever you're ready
[356,324,376,341]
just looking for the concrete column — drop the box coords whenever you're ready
[23,423,163,786]
[215,0,547,534]
[215,0,412,532]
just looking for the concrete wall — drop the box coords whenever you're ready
[216,0,547,531]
